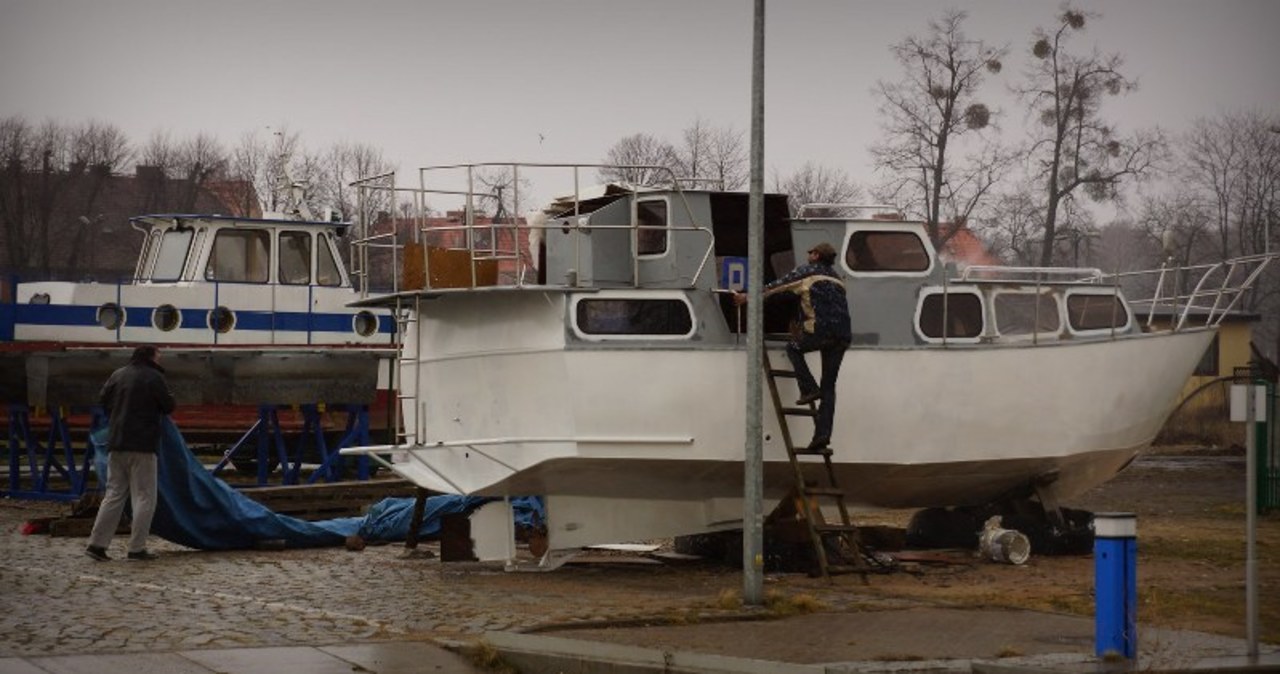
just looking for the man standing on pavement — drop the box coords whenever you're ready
[734,242,852,450]
[85,344,176,561]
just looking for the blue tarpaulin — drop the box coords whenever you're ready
[93,418,544,551]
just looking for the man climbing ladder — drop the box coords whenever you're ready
[734,241,852,450]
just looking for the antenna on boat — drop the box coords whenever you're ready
[266,127,315,221]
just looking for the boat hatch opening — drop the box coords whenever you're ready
[845,230,932,274]
[206,230,270,282]
[992,289,1062,341]
[916,287,985,343]
[1065,290,1132,335]
[636,198,668,257]
[571,294,695,341]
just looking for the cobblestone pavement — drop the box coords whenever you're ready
[0,499,795,658]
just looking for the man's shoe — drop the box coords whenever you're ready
[84,545,111,562]
[127,550,159,561]
[807,436,830,451]
[795,391,822,406]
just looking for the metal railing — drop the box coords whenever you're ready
[350,162,719,294]
[1107,253,1278,330]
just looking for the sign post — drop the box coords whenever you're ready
[1230,383,1265,658]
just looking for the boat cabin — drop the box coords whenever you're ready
[372,171,1137,351]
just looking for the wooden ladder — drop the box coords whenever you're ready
[762,337,867,580]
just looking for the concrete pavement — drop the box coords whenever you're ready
[3,498,1276,674]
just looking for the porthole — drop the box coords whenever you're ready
[153,304,180,331]
[353,311,379,337]
[97,303,124,330]
[208,306,235,333]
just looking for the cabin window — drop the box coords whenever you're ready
[575,298,693,337]
[316,235,342,287]
[205,230,270,283]
[1066,292,1130,332]
[636,199,668,256]
[151,229,194,281]
[279,231,312,285]
[918,290,984,341]
[153,304,180,331]
[993,291,1061,337]
[845,231,930,273]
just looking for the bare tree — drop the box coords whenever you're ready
[871,9,1011,247]
[1017,6,1165,266]
[676,118,748,190]
[468,165,536,220]
[228,126,323,218]
[771,162,864,216]
[598,132,680,186]
[316,142,393,226]
[975,188,1044,265]
[0,117,134,278]
[1185,112,1280,259]
[228,130,267,216]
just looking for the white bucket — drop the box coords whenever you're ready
[978,516,1031,565]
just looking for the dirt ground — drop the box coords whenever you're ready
[511,445,1279,648]
[840,446,1279,640]
[753,445,1277,641]
[3,443,1275,666]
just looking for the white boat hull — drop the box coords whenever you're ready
[372,290,1212,547]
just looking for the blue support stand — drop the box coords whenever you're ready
[4,404,94,501]
[211,404,373,487]
[305,404,372,485]
[1095,512,1138,661]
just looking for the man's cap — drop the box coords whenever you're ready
[809,242,837,259]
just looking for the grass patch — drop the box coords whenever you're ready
[995,646,1023,658]
[713,588,742,610]
[764,589,828,617]
[460,640,519,674]
[1140,536,1243,565]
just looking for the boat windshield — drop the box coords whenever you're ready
[151,228,194,281]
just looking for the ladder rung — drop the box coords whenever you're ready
[781,407,818,417]
[768,369,797,378]
[814,523,859,533]
[804,486,845,497]
[792,446,833,457]
[825,564,866,575]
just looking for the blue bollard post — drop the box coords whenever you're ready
[1095,512,1137,660]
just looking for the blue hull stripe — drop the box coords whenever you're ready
[12,304,394,335]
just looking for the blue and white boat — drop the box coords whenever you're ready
[1,212,395,408]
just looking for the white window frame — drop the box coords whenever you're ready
[1063,288,1133,337]
[569,290,696,342]
[913,285,985,345]
[990,287,1064,342]
[840,224,936,278]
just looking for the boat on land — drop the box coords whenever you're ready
[340,162,1275,558]
[1,211,396,410]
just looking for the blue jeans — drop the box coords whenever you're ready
[786,333,849,442]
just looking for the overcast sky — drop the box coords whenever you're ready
[2,0,1278,214]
